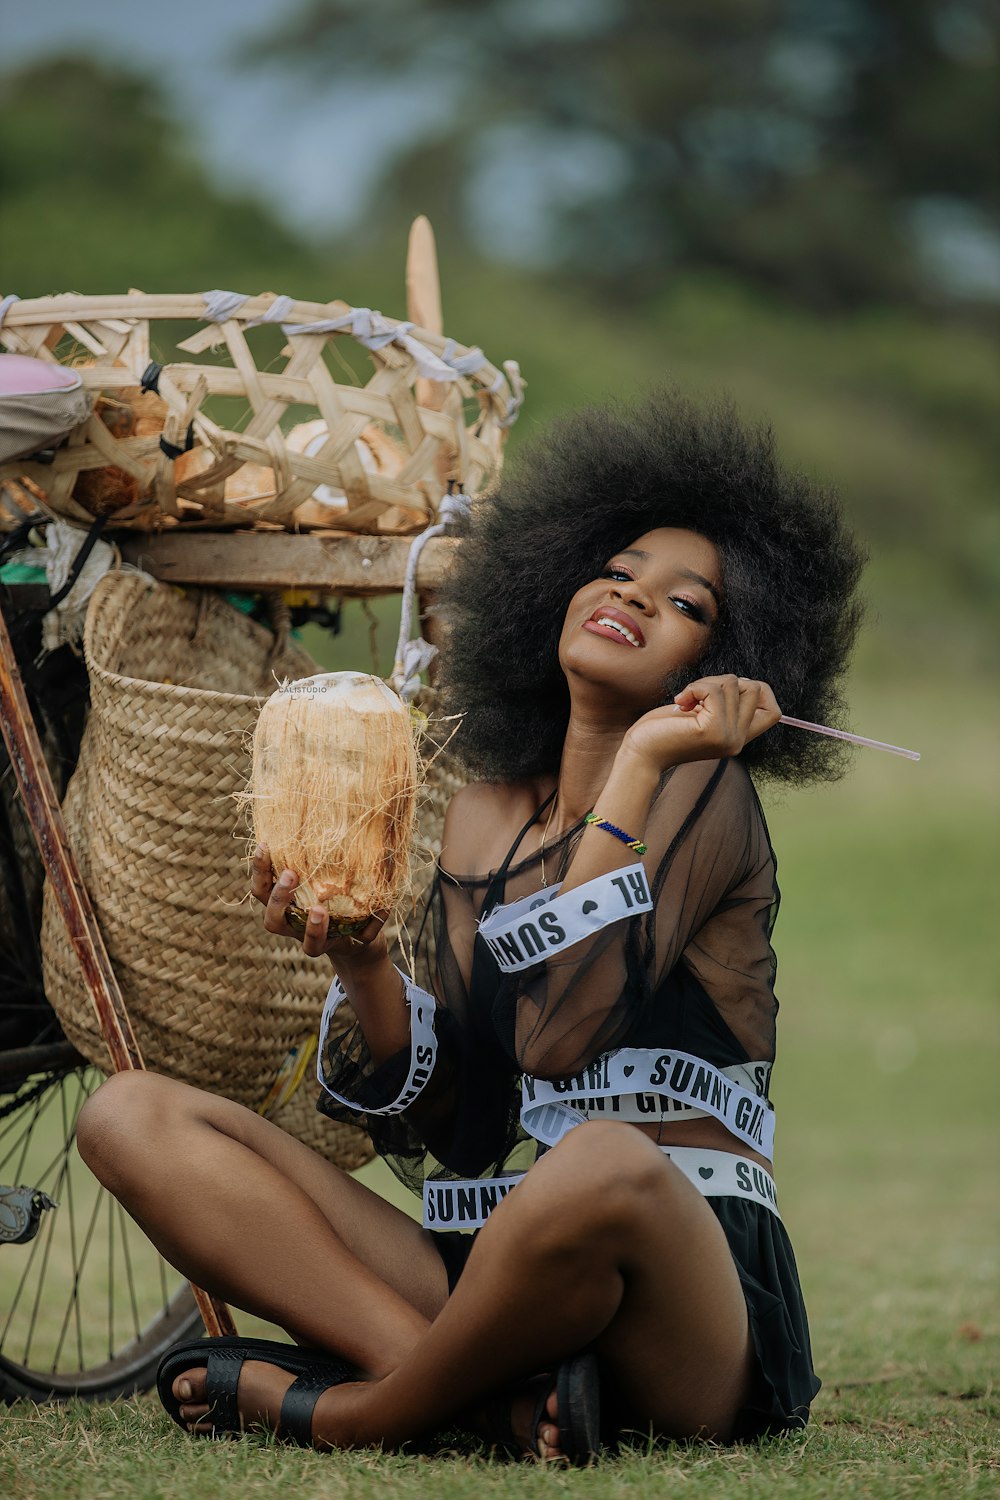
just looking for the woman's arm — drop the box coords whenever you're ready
[555,676,779,901]
[513,676,780,1077]
[250,846,470,1158]
[254,854,411,1067]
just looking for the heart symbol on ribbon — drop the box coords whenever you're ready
[582,900,598,915]
[623,1064,635,1078]
[698,1167,714,1180]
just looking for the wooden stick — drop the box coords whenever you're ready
[118,530,460,594]
[0,600,236,1338]
[407,216,459,495]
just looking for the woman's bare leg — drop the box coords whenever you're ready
[169,1121,755,1451]
[76,1070,449,1373]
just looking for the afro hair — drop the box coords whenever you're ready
[438,389,866,786]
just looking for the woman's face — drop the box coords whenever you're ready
[558,527,722,713]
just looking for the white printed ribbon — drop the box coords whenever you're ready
[536,1059,772,1126]
[478,863,653,975]
[521,1049,776,1160]
[423,1175,523,1229]
[317,968,437,1116]
[421,1146,780,1230]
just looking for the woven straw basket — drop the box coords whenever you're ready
[39,569,380,1168]
[0,290,523,534]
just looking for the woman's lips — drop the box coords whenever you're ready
[582,607,645,647]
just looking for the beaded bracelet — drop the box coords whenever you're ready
[584,812,647,856]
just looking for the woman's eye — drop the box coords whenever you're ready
[671,596,706,623]
[601,565,632,581]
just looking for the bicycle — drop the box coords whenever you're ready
[0,583,203,1401]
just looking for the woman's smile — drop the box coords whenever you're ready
[583,606,646,648]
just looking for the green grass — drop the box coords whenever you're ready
[1,1382,997,1499]
[2,680,997,1496]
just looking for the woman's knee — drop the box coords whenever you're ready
[512,1122,675,1244]
[77,1069,185,1184]
[551,1120,669,1194]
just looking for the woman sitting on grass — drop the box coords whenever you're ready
[78,390,864,1461]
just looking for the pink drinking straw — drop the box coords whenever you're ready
[778,714,920,761]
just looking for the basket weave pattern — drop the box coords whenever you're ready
[40,570,375,1169]
[0,292,523,534]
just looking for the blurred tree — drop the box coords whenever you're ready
[0,56,326,298]
[239,0,999,309]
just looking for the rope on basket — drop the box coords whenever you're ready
[199,290,524,410]
[391,489,471,703]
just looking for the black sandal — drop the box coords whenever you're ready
[156,1334,359,1447]
[554,1352,602,1464]
[476,1351,602,1465]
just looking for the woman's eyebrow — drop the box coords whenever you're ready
[678,569,722,610]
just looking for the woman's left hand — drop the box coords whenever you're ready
[620,675,781,774]
[251,846,388,962]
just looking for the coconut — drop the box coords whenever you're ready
[248,672,418,926]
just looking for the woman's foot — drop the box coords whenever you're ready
[174,1360,565,1458]
[513,1383,564,1461]
[466,1378,565,1462]
[173,1360,370,1448]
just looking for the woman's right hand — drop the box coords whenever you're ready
[620,675,781,776]
[251,846,388,964]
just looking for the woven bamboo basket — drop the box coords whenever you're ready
[0,289,523,533]
[38,570,380,1166]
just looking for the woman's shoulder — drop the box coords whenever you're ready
[441,776,552,880]
[657,754,757,808]
[648,756,769,849]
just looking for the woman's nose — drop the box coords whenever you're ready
[609,578,652,612]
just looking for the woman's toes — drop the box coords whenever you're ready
[537,1420,564,1460]
[173,1368,205,1403]
[537,1389,565,1460]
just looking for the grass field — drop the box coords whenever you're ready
[1,675,997,1498]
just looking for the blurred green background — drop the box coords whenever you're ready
[1,0,997,1462]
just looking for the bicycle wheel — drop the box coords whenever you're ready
[0,1053,202,1403]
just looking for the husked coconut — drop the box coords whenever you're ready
[248,672,418,926]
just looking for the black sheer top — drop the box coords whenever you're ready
[317,756,780,1195]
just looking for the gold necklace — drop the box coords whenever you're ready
[538,791,558,888]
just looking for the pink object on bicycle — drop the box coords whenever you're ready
[0,354,92,463]
[0,352,82,395]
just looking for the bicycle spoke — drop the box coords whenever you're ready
[51,1146,104,1374]
[1,1077,49,1179]
[116,1201,143,1342]
[20,1168,61,1368]
[107,1191,115,1362]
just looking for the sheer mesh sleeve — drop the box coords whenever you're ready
[315,870,522,1190]
[493,758,779,1080]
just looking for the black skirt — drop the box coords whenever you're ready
[712,1195,820,1440]
[430,1195,819,1443]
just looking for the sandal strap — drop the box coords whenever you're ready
[556,1351,602,1465]
[279,1362,357,1448]
[203,1346,245,1434]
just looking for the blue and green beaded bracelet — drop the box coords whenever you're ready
[584,812,647,856]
